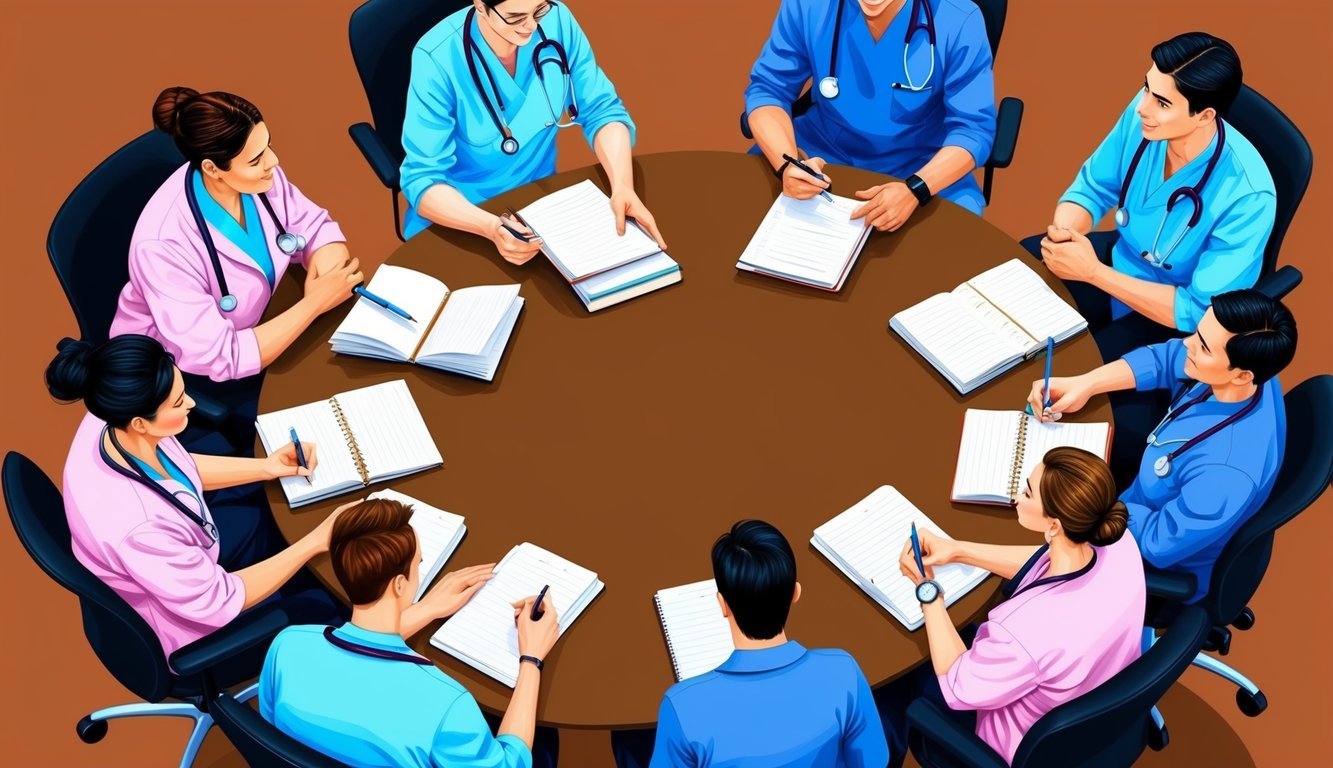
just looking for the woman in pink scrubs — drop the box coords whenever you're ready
[47,335,348,661]
[112,87,364,457]
[884,447,1146,766]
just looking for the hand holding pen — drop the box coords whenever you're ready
[278,427,315,485]
[780,153,834,203]
[492,208,544,266]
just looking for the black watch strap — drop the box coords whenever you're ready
[775,158,792,179]
[519,654,544,671]
[905,174,932,205]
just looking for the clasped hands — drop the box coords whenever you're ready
[1039,225,1103,283]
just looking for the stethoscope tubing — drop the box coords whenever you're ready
[823,0,936,99]
[99,427,219,545]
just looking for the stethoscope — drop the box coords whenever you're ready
[184,167,306,313]
[322,626,432,665]
[463,3,579,156]
[99,427,219,545]
[1001,544,1097,602]
[1114,119,1227,271]
[1146,379,1262,478]
[820,0,936,100]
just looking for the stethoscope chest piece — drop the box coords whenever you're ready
[819,76,840,99]
[219,295,238,312]
[1153,454,1172,478]
[1115,208,1129,227]
[275,232,306,255]
[501,136,520,155]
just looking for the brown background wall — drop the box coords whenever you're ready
[1,0,1328,765]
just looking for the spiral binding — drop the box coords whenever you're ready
[1007,413,1029,502]
[329,396,371,486]
[655,595,685,682]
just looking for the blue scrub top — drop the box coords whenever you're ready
[191,170,275,286]
[1060,93,1276,331]
[400,3,635,239]
[1120,339,1285,602]
[260,623,532,768]
[745,0,996,214]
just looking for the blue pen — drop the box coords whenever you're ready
[352,284,416,323]
[502,208,534,242]
[531,584,550,621]
[910,523,926,578]
[781,153,835,203]
[289,427,313,485]
[1026,336,1056,416]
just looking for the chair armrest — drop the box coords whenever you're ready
[1254,265,1302,301]
[170,605,289,678]
[907,698,1009,768]
[187,390,229,429]
[988,96,1024,169]
[348,122,401,191]
[1145,569,1196,603]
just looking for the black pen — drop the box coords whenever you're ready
[502,208,534,243]
[781,153,834,202]
[531,584,550,620]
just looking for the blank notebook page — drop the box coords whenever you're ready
[894,294,1026,383]
[334,380,442,478]
[420,284,521,358]
[953,409,1024,500]
[656,579,734,681]
[966,259,1086,344]
[519,180,661,279]
[738,194,867,286]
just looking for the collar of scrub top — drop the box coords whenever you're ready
[714,640,807,673]
[462,2,579,157]
[1114,118,1227,271]
[322,625,433,665]
[820,0,937,100]
[184,167,306,313]
[1146,378,1262,478]
[1001,543,1099,601]
[99,426,220,545]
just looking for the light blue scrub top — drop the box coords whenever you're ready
[260,623,532,768]
[400,3,635,239]
[127,449,202,506]
[192,170,275,286]
[745,0,996,214]
[1120,339,1285,603]
[1060,93,1276,331]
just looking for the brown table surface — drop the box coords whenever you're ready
[262,150,1112,729]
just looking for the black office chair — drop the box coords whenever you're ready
[1145,374,1333,717]
[209,692,349,768]
[739,0,1024,206]
[2,452,289,767]
[47,131,227,428]
[348,0,471,241]
[906,606,1210,768]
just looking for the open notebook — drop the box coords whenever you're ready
[367,489,466,602]
[953,409,1112,505]
[655,579,734,682]
[256,380,443,508]
[736,193,871,291]
[889,259,1087,393]
[330,266,523,382]
[430,543,604,687]
[812,486,990,631]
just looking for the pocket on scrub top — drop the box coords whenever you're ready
[889,86,938,123]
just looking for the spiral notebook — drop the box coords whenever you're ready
[367,489,466,602]
[654,579,734,681]
[952,409,1112,505]
[256,380,443,508]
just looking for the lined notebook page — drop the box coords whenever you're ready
[951,283,1042,352]
[737,194,868,287]
[367,489,466,601]
[256,399,363,505]
[430,543,602,686]
[952,410,1024,502]
[419,284,521,358]
[1018,417,1112,487]
[334,380,442,480]
[892,293,1027,385]
[518,180,661,280]
[966,259,1087,348]
[655,579,734,681]
[330,265,448,360]
[813,486,990,630]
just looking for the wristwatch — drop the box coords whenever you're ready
[905,174,933,206]
[916,579,944,604]
[519,654,544,671]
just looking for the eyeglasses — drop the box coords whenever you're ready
[488,2,553,26]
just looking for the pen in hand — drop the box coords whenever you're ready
[531,584,550,621]
[781,153,834,203]
[288,427,313,485]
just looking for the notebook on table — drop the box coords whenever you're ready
[952,409,1112,506]
[329,265,524,382]
[367,489,466,602]
[812,486,990,631]
[736,193,871,291]
[654,579,734,682]
[429,542,604,687]
[889,258,1087,393]
[256,379,443,508]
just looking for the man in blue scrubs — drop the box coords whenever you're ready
[611,520,889,767]
[259,498,562,767]
[745,0,995,228]
[1026,289,1297,602]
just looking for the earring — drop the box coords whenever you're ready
[1044,527,1055,544]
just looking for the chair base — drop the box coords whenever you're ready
[77,683,259,768]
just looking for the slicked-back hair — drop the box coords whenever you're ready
[1150,32,1242,117]
[1212,289,1298,386]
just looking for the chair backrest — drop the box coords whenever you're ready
[1202,375,1333,626]
[2,452,174,701]
[210,693,350,768]
[347,0,469,172]
[1224,85,1313,278]
[47,131,185,344]
[1012,606,1210,768]
[969,0,1007,61]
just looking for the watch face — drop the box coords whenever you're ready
[916,580,940,603]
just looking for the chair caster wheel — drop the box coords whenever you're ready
[1237,689,1268,717]
[76,716,108,744]
[1148,723,1169,751]
[1233,607,1255,630]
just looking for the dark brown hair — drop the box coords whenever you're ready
[152,86,263,170]
[1038,447,1128,546]
[330,499,417,605]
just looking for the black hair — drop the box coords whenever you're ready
[712,520,796,640]
[1150,32,1243,117]
[152,87,264,171]
[1211,289,1298,386]
[45,336,177,428]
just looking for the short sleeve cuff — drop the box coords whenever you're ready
[303,222,347,262]
[402,175,448,212]
[943,133,991,169]
[936,671,970,712]
[1172,287,1206,332]
[585,116,636,153]
[1056,193,1106,225]
[745,94,793,116]
[1122,345,1161,392]
[495,734,534,768]
[217,571,246,625]
[234,328,264,380]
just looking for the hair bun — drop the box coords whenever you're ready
[46,338,94,402]
[1090,501,1129,546]
[152,86,200,134]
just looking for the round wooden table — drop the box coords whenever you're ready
[263,151,1112,729]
